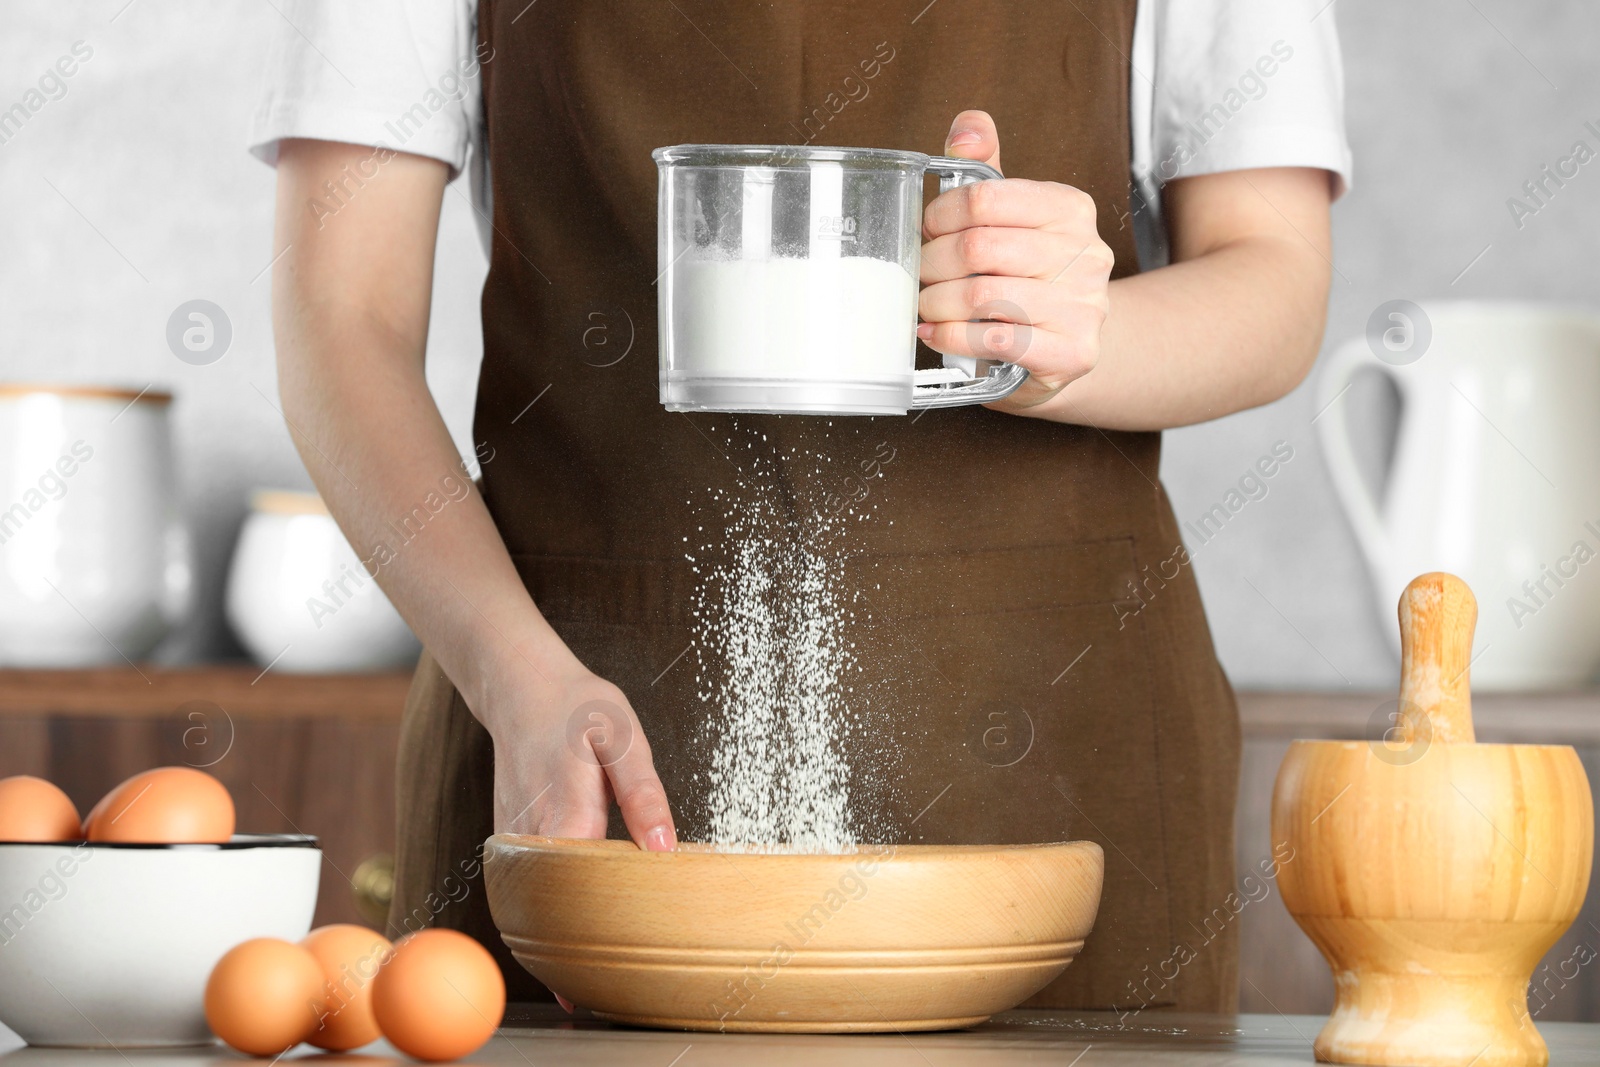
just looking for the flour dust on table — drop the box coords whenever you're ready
[685,419,898,853]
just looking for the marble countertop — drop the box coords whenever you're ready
[3,1007,1598,1066]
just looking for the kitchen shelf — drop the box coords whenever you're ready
[4,671,1595,735]
[0,665,412,932]
[1237,688,1600,744]
[0,666,412,719]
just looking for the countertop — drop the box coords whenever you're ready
[3,1007,1599,1066]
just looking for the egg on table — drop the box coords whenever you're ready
[0,775,82,842]
[205,938,326,1056]
[302,924,393,1050]
[372,928,505,1062]
[83,766,235,843]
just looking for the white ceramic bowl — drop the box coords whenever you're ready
[226,490,420,673]
[0,834,320,1047]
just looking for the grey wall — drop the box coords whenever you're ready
[1163,0,1600,688]
[3,0,1596,682]
[0,2,486,663]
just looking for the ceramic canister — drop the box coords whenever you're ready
[0,385,190,667]
[225,490,419,672]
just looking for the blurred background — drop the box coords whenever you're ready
[1,0,1597,1022]
[5,0,1599,684]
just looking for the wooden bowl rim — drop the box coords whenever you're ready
[486,834,1101,864]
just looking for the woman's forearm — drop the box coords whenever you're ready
[1026,167,1334,432]
[271,139,577,719]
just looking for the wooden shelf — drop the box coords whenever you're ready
[0,666,412,719]
[2,671,1594,739]
[1237,689,1600,744]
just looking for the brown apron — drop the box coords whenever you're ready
[390,0,1241,1014]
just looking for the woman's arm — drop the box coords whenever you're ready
[1044,166,1331,429]
[918,111,1333,431]
[271,138,676,850]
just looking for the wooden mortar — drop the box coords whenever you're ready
[1272,572,1593,1067]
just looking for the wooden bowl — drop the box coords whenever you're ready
[1274,739,1593,1066]
[483,835,1103,1033]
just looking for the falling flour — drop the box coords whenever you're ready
[687,426,886,853]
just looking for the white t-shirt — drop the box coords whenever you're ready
[248,0,1351,267]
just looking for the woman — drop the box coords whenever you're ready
[253,0,1348,1012]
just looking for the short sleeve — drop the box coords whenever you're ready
[1138,0,1352,195]
[248,0,481,178]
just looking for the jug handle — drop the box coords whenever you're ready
[910,156,1031,410]
[1314,337,1397,587]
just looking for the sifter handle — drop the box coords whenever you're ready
[911,155,1030,410]
[928,154,1003,193]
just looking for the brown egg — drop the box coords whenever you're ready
[205,938,326,1056]
[83,767,234,843]
[371,929,505,1062]
[0,776,81,842]
[302,924,393,1050]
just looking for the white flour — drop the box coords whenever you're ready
[671,256,917,382]
[686,428,887,853]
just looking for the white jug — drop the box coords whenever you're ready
[1317,301,1600,690]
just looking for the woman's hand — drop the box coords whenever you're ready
[475,651,677,851]
[475,647,674,1017]
[917,110,1114,413]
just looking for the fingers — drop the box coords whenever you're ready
[920,226,1099,284]
[923,178,1099,241]
[532,790,610,840]
[608,756,677,851]
[916,317,1094,383]
[945,109,1002,174]
[602,723,678,852]
[919,273,1106,328]
[500,770,607,840]
[917,273,1106,385]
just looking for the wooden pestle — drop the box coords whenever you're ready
[1396,571,1476,745]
